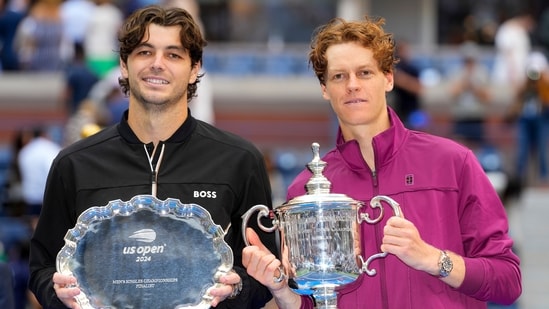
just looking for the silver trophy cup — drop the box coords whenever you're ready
[242,143,402,309]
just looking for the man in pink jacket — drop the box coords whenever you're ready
[242,15,521,309]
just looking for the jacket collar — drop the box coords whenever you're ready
[335,106,408,170]
[118,108,198,144]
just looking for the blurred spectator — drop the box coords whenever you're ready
[163,0,201,29]
[505,51,549,186]
[392,39,424,129]
[123,0,158,17]
[536,7,549,60]
[0,261,15,309]
[84,0,123,78]
[17,126,61,217]
[228,0,265,42]
[104,82,128,125]
[13,0,71,71]
[59,0,94,46]
[491,10,536,95]
[447,41,492,148]
[2,129,31,217]
[6,0,27,12]
[7,240,33,309]
[0,0,25,72]
[63,98,104,146]
[63,41,99,115]
[190,70,215,124]
[87,66,127,124]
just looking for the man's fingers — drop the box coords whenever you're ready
[245,227,269,251]
[53,272,77,286]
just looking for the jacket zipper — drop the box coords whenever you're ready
[371,144,388,309]
[369,168,388,308]
[144,143,165,197]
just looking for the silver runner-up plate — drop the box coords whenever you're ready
[56,195,233,309]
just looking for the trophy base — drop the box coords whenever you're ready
[312,284,338,309]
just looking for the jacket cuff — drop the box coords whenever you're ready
[300,295,315,309]
[456,256,485,295]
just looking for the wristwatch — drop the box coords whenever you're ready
[438,250,453,278]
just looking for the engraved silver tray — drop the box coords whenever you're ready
[56,195,233,309]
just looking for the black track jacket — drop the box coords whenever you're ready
[29,111,276,309]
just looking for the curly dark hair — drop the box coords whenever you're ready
[117,5,207,102]
[308,16,398,85]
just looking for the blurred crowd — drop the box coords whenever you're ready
[0,0,548,308]
[392,7,549,198]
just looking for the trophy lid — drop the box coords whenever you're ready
[278,142,361,208]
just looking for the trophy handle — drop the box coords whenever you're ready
[358,195,403,276]
[241,205,287,283]
[241,204,278,246]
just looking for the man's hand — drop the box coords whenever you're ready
[208,270,242,307]
[52,272,81,309]
[380,216,439,274]
[242,228,286,292]
[242,228,302,309]
[381,216,465,288]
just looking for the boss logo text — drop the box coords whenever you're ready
[193,191,217,198]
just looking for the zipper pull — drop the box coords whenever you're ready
[150,170,158,197]
[372,170,378,187]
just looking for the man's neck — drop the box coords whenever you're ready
[127,102,188,145]
[340,116,391,171]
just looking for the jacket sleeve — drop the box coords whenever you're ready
[455,151,522,304]
[28,158,74,309]
[220,148,277,308]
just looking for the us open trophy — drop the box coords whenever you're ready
[242,143,403,309]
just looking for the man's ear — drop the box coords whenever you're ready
[120,59,128,79]
[190,62,201,84]
[321,83,330,101]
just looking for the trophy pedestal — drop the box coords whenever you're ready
[313,285,338,309]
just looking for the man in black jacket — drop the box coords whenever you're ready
[29,5,276,309]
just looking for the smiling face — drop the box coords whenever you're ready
[120,23,200,113]
[321,42,394,130]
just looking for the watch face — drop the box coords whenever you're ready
[439,251,453,277]
[442,258,453,271]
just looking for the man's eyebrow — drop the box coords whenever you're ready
[165,45,186,52]
[136,42,153,49]
[136,42,185,52]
